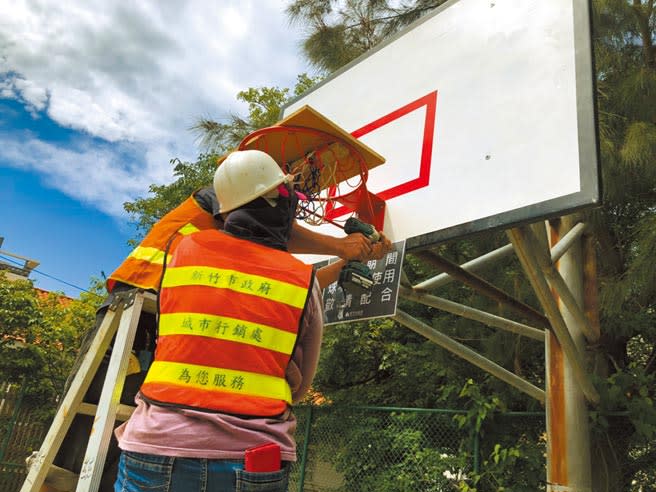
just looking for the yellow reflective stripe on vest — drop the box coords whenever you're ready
[159,313,296,354]
[144,360,292,403]
[127,246,170,265]
[126,223,199,265]
[161,266,308,308]
[178,223,200,235]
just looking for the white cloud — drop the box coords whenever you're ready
[12,77,48,111]
[0,0,308,217]
[0,132,150,217]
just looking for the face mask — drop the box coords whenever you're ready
[223,193,299,251]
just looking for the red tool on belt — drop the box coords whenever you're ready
[245,442,281,472]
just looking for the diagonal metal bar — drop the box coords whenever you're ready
[507,227,600,404]
[412,249,550,329]
[399,286,545,342]
[414,243,515,291]
[411,226,585,294]
[400,268,412,287]
[524,225,600,343]
[393,310,545,402]
[550,221,588,263]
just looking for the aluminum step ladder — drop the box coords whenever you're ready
[21,289,156,492]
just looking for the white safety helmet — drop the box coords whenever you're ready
[213,150,292,213]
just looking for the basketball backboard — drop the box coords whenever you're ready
[283,0,599,254]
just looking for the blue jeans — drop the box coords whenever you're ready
[114,451,289,492]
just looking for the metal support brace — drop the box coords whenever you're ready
[399,286,545,342]
[393,310,545,403]
[400,268,412,287]
[411,227,586,294]
[525,225,599,343]
[414,243,515,291]
[507,227,600,404]
[550,222,588,264]
[412,249,550,329]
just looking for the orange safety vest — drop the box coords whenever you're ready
[107,194,218,292]
[140,229,314,417]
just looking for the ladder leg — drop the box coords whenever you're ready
[75,292,146,492]
[20,304,125,492]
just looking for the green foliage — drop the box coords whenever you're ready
[310,408,470,492]
[593,362,656,441]
[454,379,506,433]
[0,273,101,421]
[459,442,544,492]
[454,380,545,492]
[0,275,40,344]
[589,15,656,488]
[286,0,450,73]
[315,316,475,408]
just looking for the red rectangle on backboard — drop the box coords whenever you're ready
[326,90,438,221]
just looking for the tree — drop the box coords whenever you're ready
[286,0,449,73]
[0,273,103,419]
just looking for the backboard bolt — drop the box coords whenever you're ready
[485,154,492,160]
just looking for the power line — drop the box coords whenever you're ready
[0,253,92,294]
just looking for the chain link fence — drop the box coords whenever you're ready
[288,406,474,492]
[0,383,49,492]
[1,389,654,492]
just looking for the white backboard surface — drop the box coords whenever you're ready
[284,0,599,256]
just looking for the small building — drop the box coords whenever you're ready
[0,236,40,282]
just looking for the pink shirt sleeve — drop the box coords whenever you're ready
[286,279,324,402]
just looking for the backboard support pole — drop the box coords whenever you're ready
[543,217,593,492]
[508,218,595,492]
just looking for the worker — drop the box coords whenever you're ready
[112,150,337,491]
[54,151,391,491]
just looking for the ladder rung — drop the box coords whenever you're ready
[45,464,78,492]
[77,402,136,421]
[25,453,78,492]
[142,292,157,314]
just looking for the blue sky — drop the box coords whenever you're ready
[0,1,308,297]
